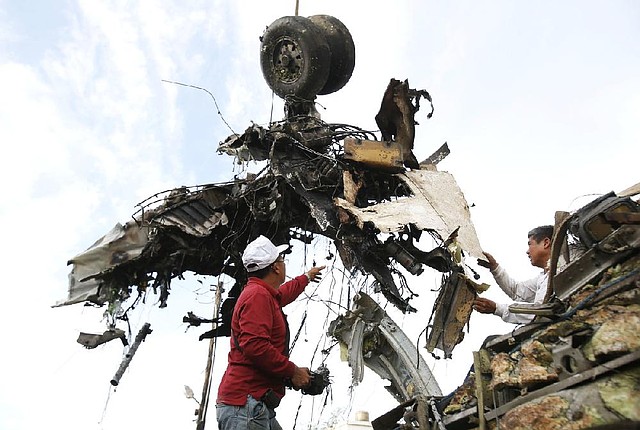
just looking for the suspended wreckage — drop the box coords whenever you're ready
[57,13,488,416]
[56,15,640,430]
[58,14,484,335]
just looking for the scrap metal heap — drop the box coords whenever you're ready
[369,185,640,430]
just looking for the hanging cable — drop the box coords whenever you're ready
[161,79,236,136]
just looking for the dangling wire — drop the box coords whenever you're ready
[269,90,275,125]
[98,384,114,427]
[161,79,236,137]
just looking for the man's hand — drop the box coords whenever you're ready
[473,297,497,314]
[477,252,498,271]
[306,265,326,282]
[291,366,311,390]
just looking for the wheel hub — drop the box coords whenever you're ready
[273,38,304,83]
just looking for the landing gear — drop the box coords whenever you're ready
[308,15,355,96]
[260,15,355,100]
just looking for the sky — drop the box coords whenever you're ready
[0,1,638,429]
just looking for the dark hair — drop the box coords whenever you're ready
[528,225,554,242]
[248,264,273,279]
[247,255,284,279]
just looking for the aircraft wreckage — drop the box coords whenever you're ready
[57,14,640,430]
[366,184,640,430]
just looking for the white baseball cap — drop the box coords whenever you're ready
[242,235,290,272]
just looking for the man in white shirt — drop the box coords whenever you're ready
[473,225,554,324]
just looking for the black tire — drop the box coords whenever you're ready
[308,15,356,95]
[260,16,330,99]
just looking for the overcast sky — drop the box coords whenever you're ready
[1,1,638,429]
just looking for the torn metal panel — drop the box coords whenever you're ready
[77,328,128,349]
[420,142,450,168]
[335,169,484,259]
[374,78,433,169]
[57,221,150,307]
[345,316,366,384]
[329,292,442,401]
[426,267,477,358]
[153,191,229,237]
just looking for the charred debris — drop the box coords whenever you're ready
[369,187,640,429]
[58,14,485,361]
[56,14,640,430]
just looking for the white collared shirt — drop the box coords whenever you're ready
[490,265,548,324]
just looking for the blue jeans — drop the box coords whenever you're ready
[216,395,283,430]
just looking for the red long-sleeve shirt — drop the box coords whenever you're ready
[216,274,309,405]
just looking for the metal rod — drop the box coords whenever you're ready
[110,323,152,386]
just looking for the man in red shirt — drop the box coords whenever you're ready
[216,235,326,430]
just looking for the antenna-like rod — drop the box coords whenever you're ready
[110,323,152,386]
